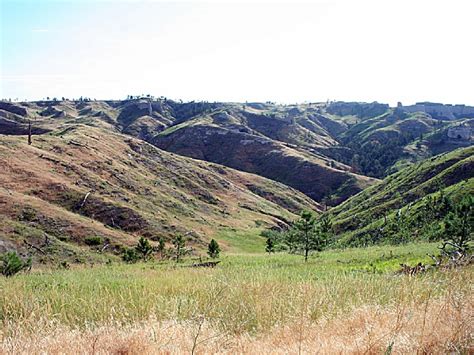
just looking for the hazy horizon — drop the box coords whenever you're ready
[2,0,473,106]
[3,97,474,109]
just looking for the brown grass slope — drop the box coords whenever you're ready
[0,119,319,263]
[0,100,378,205]
[153,119,375,205]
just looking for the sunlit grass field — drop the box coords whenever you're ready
[1,242,472,353]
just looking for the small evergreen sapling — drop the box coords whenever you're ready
[135,236,153,261]
[319,214,333,247]
[173,234,186,263]
[207,239,221,258]
[157,237,165,258]
[294,210,317,262]
[265,237,275,254]
[285,210,332,261]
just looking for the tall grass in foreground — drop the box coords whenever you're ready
[0,243,472,353]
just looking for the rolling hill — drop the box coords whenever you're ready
[0,120,319,263]
[0,99,378,205]
[0,98,472,261]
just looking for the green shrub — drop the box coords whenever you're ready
[84,236,103,246]
[19,207,37,221]
[58,261,70,269]
[57,235,70,242]
[122,248,139,263]
[156,237,165,258]
[0,251,31,277]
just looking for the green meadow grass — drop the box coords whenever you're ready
[216,227,266,253]
[1,242,471,338]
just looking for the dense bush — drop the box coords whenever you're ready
[122,248,139,263]
[84,236,103,246]
[0,251,31,277]
[336,188,470,249]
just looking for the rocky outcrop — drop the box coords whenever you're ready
[326,101,389,118]
[447,125,472,141]
[399,102,474,120]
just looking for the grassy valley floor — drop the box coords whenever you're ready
[1,242,472,354]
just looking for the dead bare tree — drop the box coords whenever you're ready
[27,119,32,145]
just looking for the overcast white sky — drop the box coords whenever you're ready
[1,0,473,105]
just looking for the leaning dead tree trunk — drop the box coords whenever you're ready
[78,191,91,209]
[27,119,32,145]
[148,98,153,116]
[24,239,46,254]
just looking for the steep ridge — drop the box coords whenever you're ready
[320,102,473,177]
[152,114,374,204]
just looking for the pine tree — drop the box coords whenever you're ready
[314,214,332,251]
[173,234,186,263]
[265,237,275,254]
[443,195,473,256]
[284,210,332,261]
[284,228,299,254]
[207,239,220,258]
[122,248,139,263]
[292,210,317,262]
[135,237,153,261]
[157,237,165,258]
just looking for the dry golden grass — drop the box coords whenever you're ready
[1,245,472,354]
[1,293,471,354]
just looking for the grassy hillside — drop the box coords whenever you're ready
[2,99,471,203]
[330,146,474,246]
[0,99,472,259]
[327,107,473,178]
[0,100,378,205]
[0,122,320,263]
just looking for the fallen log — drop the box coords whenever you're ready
[23,240,46,254]
[39,154,61,164]
[68,140,87,147]
[398,262,426,276]
[192,261,221,268]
